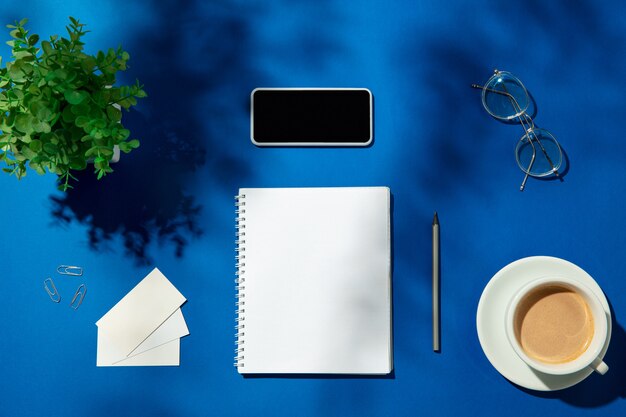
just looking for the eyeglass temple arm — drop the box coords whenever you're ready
[471,84,516,100]
[498,84,538,191]
[471,83,560,181]
[472,83,536,190]
[495,84,561,181]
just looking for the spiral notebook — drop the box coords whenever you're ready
[235,187,392,374]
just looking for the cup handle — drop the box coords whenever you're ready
[591,357,609,375]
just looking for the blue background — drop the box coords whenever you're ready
[2,0,626,415]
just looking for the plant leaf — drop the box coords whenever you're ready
[43,142,58,154]
[69,158,87,170]
[117,128,130,141]
[53,68,68,80]
[84,146,98,157]
[29,139,42,152]
[62,106,76,123]
[64,90,88,105]
[32,120,51,133]
[71,102,90,116]
[118,142,130,153]
[80,56,96,72]
[14,114,34,134]
[75,115,90,128]
[41,40,53,55]
[20,145,36,159]
[8,63,25,82]
[30,101,54,121]
[106,105,122,122]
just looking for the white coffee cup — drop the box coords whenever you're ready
[505,276,609,375]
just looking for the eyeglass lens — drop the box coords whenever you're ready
[515,128,562,176]
[482,71,530,120]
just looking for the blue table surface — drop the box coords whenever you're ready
[2,0,626,416]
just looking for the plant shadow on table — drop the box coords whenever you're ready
[49,0,255,265]
[49,110,205,265]
[518,302,626,407]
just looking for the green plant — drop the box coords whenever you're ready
[0,17,146,191]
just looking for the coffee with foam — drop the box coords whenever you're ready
[514,285,594,364]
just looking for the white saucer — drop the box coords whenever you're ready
[476,256,612,391]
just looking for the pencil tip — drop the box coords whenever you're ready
[433,212,439,224]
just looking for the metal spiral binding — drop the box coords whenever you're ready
[234,194,246,368]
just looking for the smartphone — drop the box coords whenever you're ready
[250,88,373,146]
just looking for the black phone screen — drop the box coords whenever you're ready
[251,89,372,146]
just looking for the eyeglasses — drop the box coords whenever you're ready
[472,70,562,191]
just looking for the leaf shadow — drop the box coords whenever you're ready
[48,0,257,265]
[50,110,205,265]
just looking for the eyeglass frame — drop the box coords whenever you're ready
[472,69,562,191]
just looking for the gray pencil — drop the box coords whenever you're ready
[433,212,440,352]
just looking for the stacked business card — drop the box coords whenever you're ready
[96,268,189,366]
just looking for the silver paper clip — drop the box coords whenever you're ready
[44,278,61,303]
[57,265,83,276]
[70,284,87,310]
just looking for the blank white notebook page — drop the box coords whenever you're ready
[237,187,392,374]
